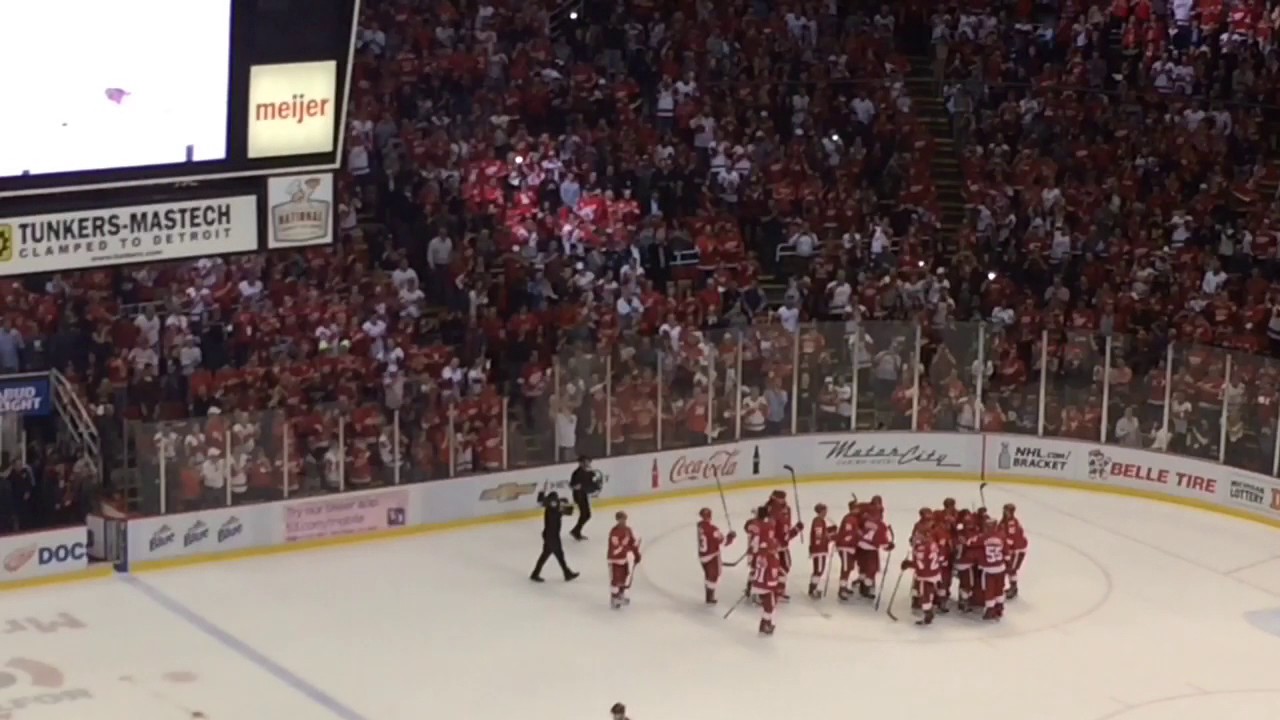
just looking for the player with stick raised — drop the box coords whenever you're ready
[697,508,737,604]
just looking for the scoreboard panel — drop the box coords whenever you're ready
[0,0,360,198]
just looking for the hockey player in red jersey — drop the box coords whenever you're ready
[953,509,981,612]
[808,503,834,598]
[901,527,943,626]
[743,505,774,560]
[834,500,860,600]
[854,503,894,600]
[697,508,737,604]
[978,518,1008,620]
[768,490,803,600]
[607,512,642,609]
[911,507,931,538]
[930,512,954,613]
[999,503,1028,599]
[750,537,783,635]
[743,506,773,598]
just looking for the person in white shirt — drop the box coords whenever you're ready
[1114,407,1141,447]
[555,401,579,461]
[790,223,817,257]
[1202,261,1228,294]
[237,275,264,303]
[1148,422,1172,452]
[399,277,426,319]
[441,358,465,398]
[616,290,644,325]
[178,336,202,376]
[826,271,853,317]
[391,259,419,293]
[362,311,389,360]
[133,306,160,349]
[128,342,158,374]
[775,299,800,334]
[850,93,876,126]
[741,387,768,435]
[201,449,227,497]
[658,314,682,353]
[427,234,453,270]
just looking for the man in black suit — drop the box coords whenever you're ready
[569,457,597,540]
[530,491,580,582]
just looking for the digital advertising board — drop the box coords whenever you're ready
[0,0,360,198]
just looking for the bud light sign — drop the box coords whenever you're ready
[0,374,51,417]
[0,528,90,584]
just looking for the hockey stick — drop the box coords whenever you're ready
[979,481,988,509]
[885,570,907,622]
[712,464,733,529]
[874,548,895,611]
[723,591,751,619]
[820,554,834,598]
[722,550,749,567]
[784,464,799,508]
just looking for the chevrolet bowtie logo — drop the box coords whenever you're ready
[479,482,538,503]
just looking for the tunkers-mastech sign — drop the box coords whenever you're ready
[0,196,259,276]
[997,442,1070,472]
[818,440,961,468]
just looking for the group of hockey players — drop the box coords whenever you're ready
[597,488,1028,636]
[695,491,1028,635]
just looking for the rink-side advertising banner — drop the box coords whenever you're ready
[0,375,51,417]
[267,174,334,248]
[0,196,259,276]
[0,527,88,583]
[247,61,338,160]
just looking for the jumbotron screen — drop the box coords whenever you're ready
[0,0,234,179]
[0,0,360,198]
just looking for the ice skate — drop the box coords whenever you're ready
[916,610,935,626]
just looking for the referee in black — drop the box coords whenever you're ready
[569,457,596,540]
[530,490,579,582]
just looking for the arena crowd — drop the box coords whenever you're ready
[3,0,1280,534]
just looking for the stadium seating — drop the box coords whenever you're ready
[6,0,1280,533]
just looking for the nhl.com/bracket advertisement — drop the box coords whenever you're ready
[0,196,259,277]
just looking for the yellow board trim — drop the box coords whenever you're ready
[6,471,1280,590]
[0,564,115,592]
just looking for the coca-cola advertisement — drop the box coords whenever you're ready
[664,446,760,487]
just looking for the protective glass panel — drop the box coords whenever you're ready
[1043,330,1103,443]
[924,321,981,432]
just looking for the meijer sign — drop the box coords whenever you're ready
[247,61,338,159]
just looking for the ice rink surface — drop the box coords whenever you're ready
[5,480,1280,720]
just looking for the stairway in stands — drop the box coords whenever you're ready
[904,56,967,246]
